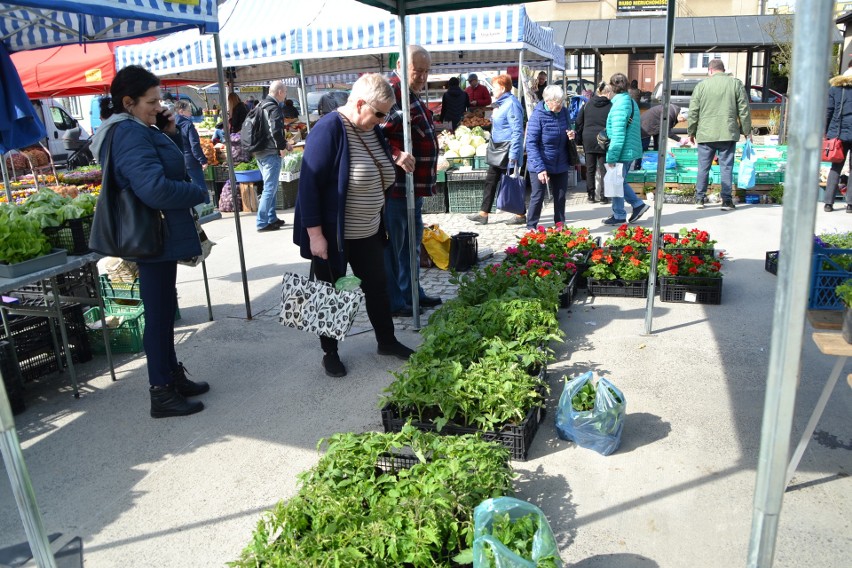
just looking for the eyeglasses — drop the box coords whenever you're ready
[364,101,387,119]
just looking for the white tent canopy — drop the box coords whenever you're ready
[115,0,564,84]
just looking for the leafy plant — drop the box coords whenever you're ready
[451,263,564,313]
[233,157,259,171]
[836,279,852,308]
[603,224,654,248]
[571,380,621,412]
[657,251,723,278]
[583,247,651,281]
[505,224,596,275]
[460,512,560,567]
[661,227,716,250]
[815,231,852,271]
[769,183,784,204]
[230,426,512,567]
[0,204,52,264]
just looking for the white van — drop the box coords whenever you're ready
[29,98,90,166]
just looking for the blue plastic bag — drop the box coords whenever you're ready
[737,141,756,189]
[471,497,563,568]
[641,151,676,171]
[555,371,626,456]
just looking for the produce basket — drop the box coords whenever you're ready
[447,171,492,213]
[808,245,852,310]
[42,215,93,255]
[84,301,145,354]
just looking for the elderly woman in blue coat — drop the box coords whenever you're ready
[293,74,415,379]
[90,66,209,419]
[603,73,651,226]
[525,85,575,229]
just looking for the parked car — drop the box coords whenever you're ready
[560,79,596,97]
[652,79,786,107]
[307,90,350,117]
[749,86,785,103]
[29,98,90,166]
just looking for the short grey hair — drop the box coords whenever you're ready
[269,80,287,96]
[175,100,192,113]
[542,85,564,102]
[348,73,395,107]
[403,44,431,67]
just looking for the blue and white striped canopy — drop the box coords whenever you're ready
[116,0,564,84]
[0,0,218,54]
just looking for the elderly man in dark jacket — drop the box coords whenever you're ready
[253,80,292,232]
[640,103,687,152]
[440,77,469,130]
[575,82,612,203]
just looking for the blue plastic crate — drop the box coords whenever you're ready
[808,245,852,310]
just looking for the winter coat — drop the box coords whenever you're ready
[465,84,492,108]
[825,74,852,140]
[525,101,572,174]
[575,94,611,154]
[640,103,681,140]
[176,114,207,168]
[254,95,288,156]
[91,115,206,263]
[441,86,469,128]
[293,113,394,276]
[605,93,643,164]
[490,92,525,167]
[687,72,751,143]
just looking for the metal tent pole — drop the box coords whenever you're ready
[643,0,676,335]
[299,63,311,135]
[396,1,420,329]
[0,380,57,568]
[1,156,13,203]
[747,1,833,565]
[213,33,252,319]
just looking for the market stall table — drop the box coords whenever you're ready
[0,253,115,398]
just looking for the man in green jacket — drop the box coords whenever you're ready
[687,59,752,211]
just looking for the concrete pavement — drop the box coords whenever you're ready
[1,187,850,567]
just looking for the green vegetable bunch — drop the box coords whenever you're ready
[233,157,259,171]
[0,205,52,264]
[17,188,95,228]
[571,380,622,412]
[465,512,560,568]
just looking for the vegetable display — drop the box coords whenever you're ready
[439,125,491,159]
[14,188,96,228]
[0,205,52,264]
[233,157,259,171]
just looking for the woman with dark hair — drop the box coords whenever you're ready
[89,65,209,418]
[467,74,525,225]
[602,72,650,226]
[228,92,249,133]
[575,81,613,203]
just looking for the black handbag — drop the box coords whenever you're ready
[88,126,165,259]
[485,138,511,168]
[449,232,479,272]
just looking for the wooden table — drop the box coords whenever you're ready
[787,312,852,486]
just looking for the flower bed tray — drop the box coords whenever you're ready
[659,276,723,305]
[765,250,779,275]
[381,380,547,461]
[0,249,68,279]
[587,278,649,298]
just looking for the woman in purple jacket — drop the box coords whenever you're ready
[293,74,414,378]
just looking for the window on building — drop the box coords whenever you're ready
[686,53,723,72]
[567,54,595,71]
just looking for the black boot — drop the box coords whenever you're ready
[172,362,209,397]
[150,384,204,418]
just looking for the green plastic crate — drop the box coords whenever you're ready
[678,172,698,184]
[474,156,488,170]
[755,171,783,184]
[625,170,645,183]
[447,171,493,213]
[664,172,679,183]
[84,301,145,354]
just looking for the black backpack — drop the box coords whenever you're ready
[240,101,272,155]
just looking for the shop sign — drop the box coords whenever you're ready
[616,0,668,12]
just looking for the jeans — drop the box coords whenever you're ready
[527,171,569,229]
[824,140,852,205]
[384,196,426,311]
[479,165,507,213]
[314,232,396,355]
[696,141,735,201]
[138,262,180,387]
[586,153,605,199]
[256,153,282,228]
[610,162,645,220]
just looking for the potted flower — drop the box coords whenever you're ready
[603,224,653,250]
[657,251,723,304]
[584,246,651,297]
[233,157,262,183]
[835,279,852,343]
[661,227,716,257]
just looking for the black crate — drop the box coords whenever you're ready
[0,340,26,415]
[559,272,578,308]
[10,265,97,301]
[765,251,779,275]
[276,180,298,210]
[587,278,649,298]
[659,276,723,304]
[42,215,93,255]
[375,451,426,474]
[380,381,547,461]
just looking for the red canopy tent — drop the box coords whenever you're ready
[11,38,190,98]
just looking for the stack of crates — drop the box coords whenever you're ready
[85,276,147,354]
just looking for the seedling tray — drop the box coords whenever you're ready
[659,276,723,305]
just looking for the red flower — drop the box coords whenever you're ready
[623,245,634,254]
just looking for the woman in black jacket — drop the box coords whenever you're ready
[824,73,852,213]
[575,82,613,203]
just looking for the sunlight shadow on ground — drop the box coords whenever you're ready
[514,464,577,550]
[570,553,661,568]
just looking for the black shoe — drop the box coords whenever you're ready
[599,197,610,205]
[391,306,424,317]
[696,197,707,209]
[271,218,286,227]
[257,223,280,232]
[628,203,651,223]
[377,341,415,360]
[172,362,209,397]
[824,204,834,212]
[721,200,737,211]
[587,195,597,203]
[322,353,347,377]
[150,384,204,418]
[466,213,488,225]
[419,295,443,308]
[602,216,627,226]
[505,215,526,225]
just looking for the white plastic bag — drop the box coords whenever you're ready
[603,165,624,198]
